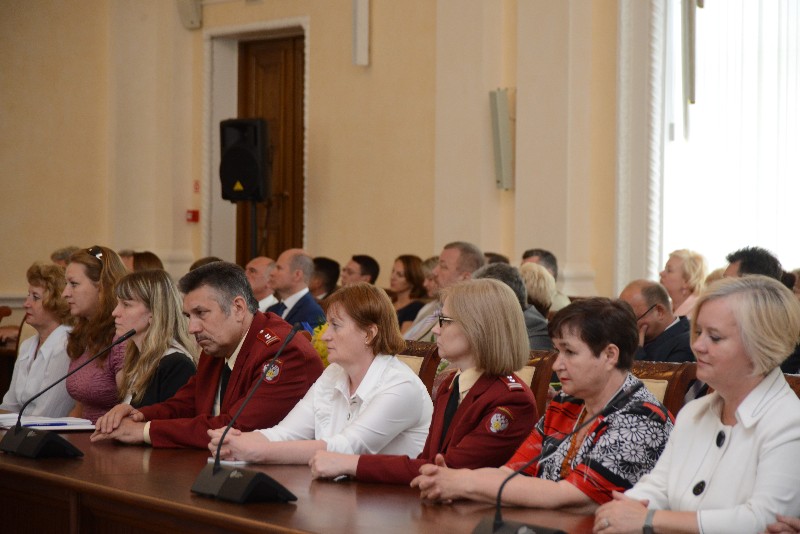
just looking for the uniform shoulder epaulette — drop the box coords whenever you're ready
[256,328,281,347]
[499,375,525,391]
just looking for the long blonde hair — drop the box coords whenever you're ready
[115,270,198,403]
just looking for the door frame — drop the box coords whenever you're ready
[201,18,310,262]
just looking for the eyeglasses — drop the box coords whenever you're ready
[87,246,104,262]
[437,315,456,328]
[636,304,657,321]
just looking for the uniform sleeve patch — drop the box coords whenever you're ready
[263,359,283,383]
[501,375,524,390]
[487,407,514,433]
[257,328,281,347]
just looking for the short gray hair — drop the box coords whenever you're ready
[444,241,486,275]
[473,263,527,310]
[178,261,258,314]
[290,251,315,284]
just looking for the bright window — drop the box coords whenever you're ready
[662,0,800,273]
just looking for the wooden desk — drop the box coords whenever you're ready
[0,432,594,534]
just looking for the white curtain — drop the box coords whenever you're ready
[662,0,800,272]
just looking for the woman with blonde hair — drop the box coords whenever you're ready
[309,278,538,485]
[660,249,707,317]
[112,269,197,408]
[208,282,433,464]
[1,263,75,416]
[520,261,556,318]
[63,246,129,422]
[595,276,800,534]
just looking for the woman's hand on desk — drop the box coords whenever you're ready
[207,427,270,463]
[309,450,358,479]
[93,403,144,435]
[89,417,146,444]
[593,492,649,534]
[410,454,464,503]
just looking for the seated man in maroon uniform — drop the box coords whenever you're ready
[92,261,323,448]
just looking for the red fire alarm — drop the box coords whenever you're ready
[186,209,200,223]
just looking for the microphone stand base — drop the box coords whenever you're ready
[0,427,83,458]
[472,516,566,534]
[191,463,297,504]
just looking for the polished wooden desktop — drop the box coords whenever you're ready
[0,431,594,534]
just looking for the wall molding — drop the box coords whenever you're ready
[615,0,666,293]
[202,17,311,259]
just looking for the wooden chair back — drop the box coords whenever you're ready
[398,340,440,396]
[515,349,558,417]
[630,360,697,416]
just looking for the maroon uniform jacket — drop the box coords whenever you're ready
[356,372,538,484]
[138,312,324,448]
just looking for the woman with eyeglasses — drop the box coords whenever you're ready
[1,263,75,416]
[410,297,673,511]
[62,246,129,423]
[308,279,538,484]
[110,269,198,408]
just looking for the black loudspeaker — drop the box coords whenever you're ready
[219,118,269,202]
[191,464,297,504]
[0,427,83,458]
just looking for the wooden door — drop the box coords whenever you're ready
[236,35,305,264]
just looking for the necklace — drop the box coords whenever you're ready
[560,407,588,477]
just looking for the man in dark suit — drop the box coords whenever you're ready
[90,261,324,448]
[620,279,694,363]
[721,246,800,373]
[268,248,325,330]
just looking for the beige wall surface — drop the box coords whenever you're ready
[0,0,110,298]
[1,0,621,312]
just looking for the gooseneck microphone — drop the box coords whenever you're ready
[191,323,302,504]
[472,382,644,534]
[0,329,136,458]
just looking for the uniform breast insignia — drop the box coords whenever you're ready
[263,359,283,383]
[501,375,524,390]
[487,407,514,433]
[257,328,281,347]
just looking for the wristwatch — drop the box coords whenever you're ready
[643,509,656,534]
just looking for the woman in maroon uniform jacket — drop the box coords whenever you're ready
[309,278,538,484]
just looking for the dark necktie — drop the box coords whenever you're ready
[219,363,232,402]
[439,374,460,449]
[272,301,287,317]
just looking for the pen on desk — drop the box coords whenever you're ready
[23,423,69,427]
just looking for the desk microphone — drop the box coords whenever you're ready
[191,323,302,504]
[0,329,136,459]
[472,382,644,534]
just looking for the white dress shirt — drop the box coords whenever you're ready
[627,367,800,533]
[277,288,310,319]
[0,324,74,417]
[258,294,278,312]
[259,354,433,456]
